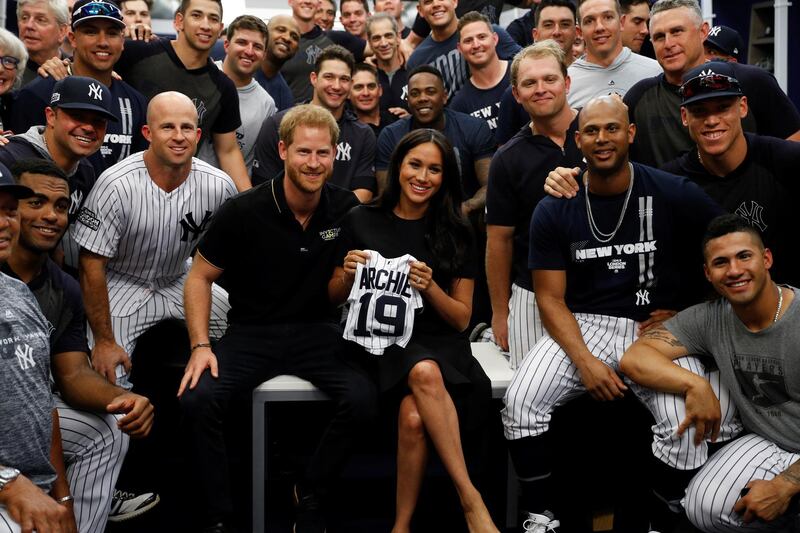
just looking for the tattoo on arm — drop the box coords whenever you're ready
[641,325,685,347]
[779,461,800,486]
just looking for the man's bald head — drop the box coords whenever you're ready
[146,91,198,127]
[269,14,297,30]
[578,95,630,129]
[576,95,635,177]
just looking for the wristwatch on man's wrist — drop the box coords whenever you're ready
[0,467,20,491]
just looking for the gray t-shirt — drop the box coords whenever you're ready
[666,287,800,453]
[0,272,55,489]
[567,47,662,109]
[199,64,277,173]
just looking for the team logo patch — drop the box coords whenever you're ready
[88,83,104,100]
[15,343,35,370]
[192,98,208,125]
[179,210,212,242]
[735,201,767,232]
[319,228,340,241]
[635,289,650,306]
[50,92,61,104]
[607,259,626,273]
[77,207,100,231]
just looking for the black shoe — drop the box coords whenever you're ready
[293,484,326,533]
[107,489,160,522]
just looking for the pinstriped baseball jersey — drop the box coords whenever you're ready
[344,251,423,355]
[72,152,237,316]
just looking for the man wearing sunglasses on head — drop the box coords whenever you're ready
[10,0,148,177]
[660,63,800,289]
[623,0,800,169]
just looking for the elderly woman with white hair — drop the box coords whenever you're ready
[0,28,28,131]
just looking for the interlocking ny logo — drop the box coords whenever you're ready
[88,83,103,100]
[735,201,767,232]
[708,26,722,37]
[15,343,35,370]
[179,210,212,242]
[336,142,352,161]
[635,289,650,306]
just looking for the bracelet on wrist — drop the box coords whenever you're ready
[191,342,212,352]
[56,495,73,505]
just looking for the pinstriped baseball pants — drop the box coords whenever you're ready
[508,284,545,370]
[685,433,800,532]
[502,313,743,470]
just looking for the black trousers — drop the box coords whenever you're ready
[179,322,378,522]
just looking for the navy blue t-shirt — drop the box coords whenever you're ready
[486,115,583,290]
[254,70,294,111]
[495,85,530,145]
[449,62,510,144]
[9,76,148,175]
[376,108,495,197]
[529,163,724,321]
[406,25,521,98]
[661,133,800,287]
[252,107,377,193]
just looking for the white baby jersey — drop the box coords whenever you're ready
[344,251,423,355]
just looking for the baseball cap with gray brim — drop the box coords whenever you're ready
[680,61,743,107]
[0,162,33,199]
[704,25,744,62]
[49,76,119,122]
[71,0,126,30]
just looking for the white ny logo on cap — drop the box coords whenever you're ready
[699,69,715,77]
[708,26,722,37]
[88,83,103,100]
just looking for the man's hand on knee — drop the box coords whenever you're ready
[0,474,76,533]
[107,392,155,438]
[91,340,131,384]
[733,477,798,523]
[576,357,627,401]
[178,346,218,397]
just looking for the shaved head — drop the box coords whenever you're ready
[147,91,198,127]
[269,14,297,30]
[578,94,629,129]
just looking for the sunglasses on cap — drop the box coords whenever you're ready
[73,1,121,18]
[0,56,20,70]
[680,73,741,100]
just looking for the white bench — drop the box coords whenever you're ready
[251,342,515,533]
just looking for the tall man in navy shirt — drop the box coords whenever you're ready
[450,11,509,143]
[11,0,148,177]
[376,65,494,212]
[501,96,740,531]
[486,41,582,369]
[406,0,521,98]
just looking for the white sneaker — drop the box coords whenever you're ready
[523,511,560,532]
[107,489,160,522]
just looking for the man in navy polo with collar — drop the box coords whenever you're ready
[0,75,116,269]
[179,104,377,533]
[253,45,377,203]
[9,0,148,177]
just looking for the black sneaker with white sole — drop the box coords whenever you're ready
[107,489,160,522]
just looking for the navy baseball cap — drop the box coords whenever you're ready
[680,62,743,106]
[704,25,744,62]
[49,76,119,122]
[71,0,126,30]
[0,162,33,199]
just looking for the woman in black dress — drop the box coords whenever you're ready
[329,129,497,532]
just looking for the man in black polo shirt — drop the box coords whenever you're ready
[179,104,377,533]
[349,63,397,136]
[662,63,800,287]
[486,40,583,370]
[624,0,800,168]
[366,13,408,116]
[253,45,377,202]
